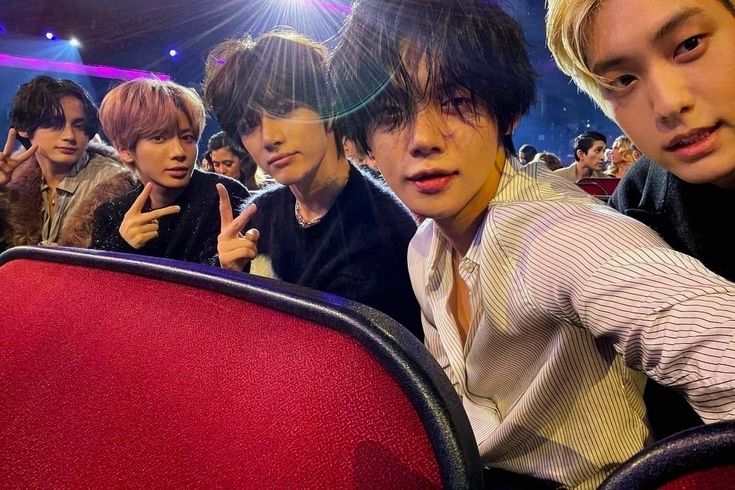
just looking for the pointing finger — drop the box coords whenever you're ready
[217,183,234,231]
[130,182,153,214]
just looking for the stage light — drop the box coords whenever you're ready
[45,32,56,40]
[169,49,178,57]
[69,37,81,47]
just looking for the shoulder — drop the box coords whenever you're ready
[609,157,666,211]
[348,165,417,222]
[407,219,436,263]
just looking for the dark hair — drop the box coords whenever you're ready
[10,76,99,149]
[207,131,250,162]
[532,151,563,171]
[519,144,538,162]
[207,130,258,188]
[327,0,536,156]
[203,28,343,157]
[573,131,607,161]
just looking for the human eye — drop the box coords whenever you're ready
[149,134,167,143]
[441,93,474,118]
[238,113,260,135]
[374,106,404,131]
[673,34,707,61]
[181,133,196,143]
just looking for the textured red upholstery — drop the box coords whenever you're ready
[660,465,735,490]
[0,258,442,488]
[576,177,620,196]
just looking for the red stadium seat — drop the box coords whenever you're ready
[0,246,482,489]
[577,177,620,202]
[599,421,735,490]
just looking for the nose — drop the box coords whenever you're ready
[60,123,77,143]
[169,137,187,162]
[261,114,286,152]
[408,104,447,159]
[648,62,694,128]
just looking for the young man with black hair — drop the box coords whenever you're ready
[554,130,608,182]
[0,76,131,250]
[203,29,422,339]
[329,0,735,487]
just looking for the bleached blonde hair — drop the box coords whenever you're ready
[545,0,735,117]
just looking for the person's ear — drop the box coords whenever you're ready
[119,148,136,165]
[17,130,29,139]
[576,149,585,160]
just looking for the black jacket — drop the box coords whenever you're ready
[92,169,249,265]
[247,165,423,340]
[610,157,735,281]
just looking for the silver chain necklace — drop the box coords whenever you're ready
[294,200,324,228]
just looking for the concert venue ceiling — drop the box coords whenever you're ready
[0,0,621,158]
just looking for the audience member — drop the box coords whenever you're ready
[555,130,608,182]
[203,28,422,339]
[548,0,735,439]
[518,144,537,165]
[0,76,132,251]
[530,151,563,171]
[207,131,260,190]
[606,135,635,178]
[91,78,249,264]
[330,0,735,487]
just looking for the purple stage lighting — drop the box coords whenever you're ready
[45,32,56,40]
[169,49,178,57]
[0,53,170,81]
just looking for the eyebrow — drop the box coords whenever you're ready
[590,7,704,75]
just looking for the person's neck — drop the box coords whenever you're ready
[290,145,350,222]
[576,162,594,180]
[435,148,506,257]
[37,153,75,190]
[148,182,185,209]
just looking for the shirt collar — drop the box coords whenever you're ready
[41,151,90,193]
[424,155,523,281]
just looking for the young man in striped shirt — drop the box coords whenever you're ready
[329,0,735,487]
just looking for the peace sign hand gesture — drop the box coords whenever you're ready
[119,182,181,249]
[0,129,38,187]
[216,183,259,271]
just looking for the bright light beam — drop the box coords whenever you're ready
[0,53,170,81]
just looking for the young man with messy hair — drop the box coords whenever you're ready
[92,78,249,264]
[203,29,422,339]
[547,0,735,438]
[0,76,132,251]
[330,0,735,487]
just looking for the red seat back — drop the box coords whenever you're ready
[600,421,735,489]
[577,177,620,200]
[0,246,482,489]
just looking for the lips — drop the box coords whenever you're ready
[407,170,457,194]
[664,123,721,160]
[666,125,719,149]
[268,152,297,167]
[165,167,191,179]
[56,147,78,154]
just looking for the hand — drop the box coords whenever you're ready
[217,183,258,271]
[0,129,38,187]
[119,182,181,249]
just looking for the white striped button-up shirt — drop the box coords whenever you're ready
[408,159,735,489]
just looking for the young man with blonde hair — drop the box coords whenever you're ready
[331,0,735,487]
[92,78,249,264]
[547,0,735,439]
[547,0,735,280]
